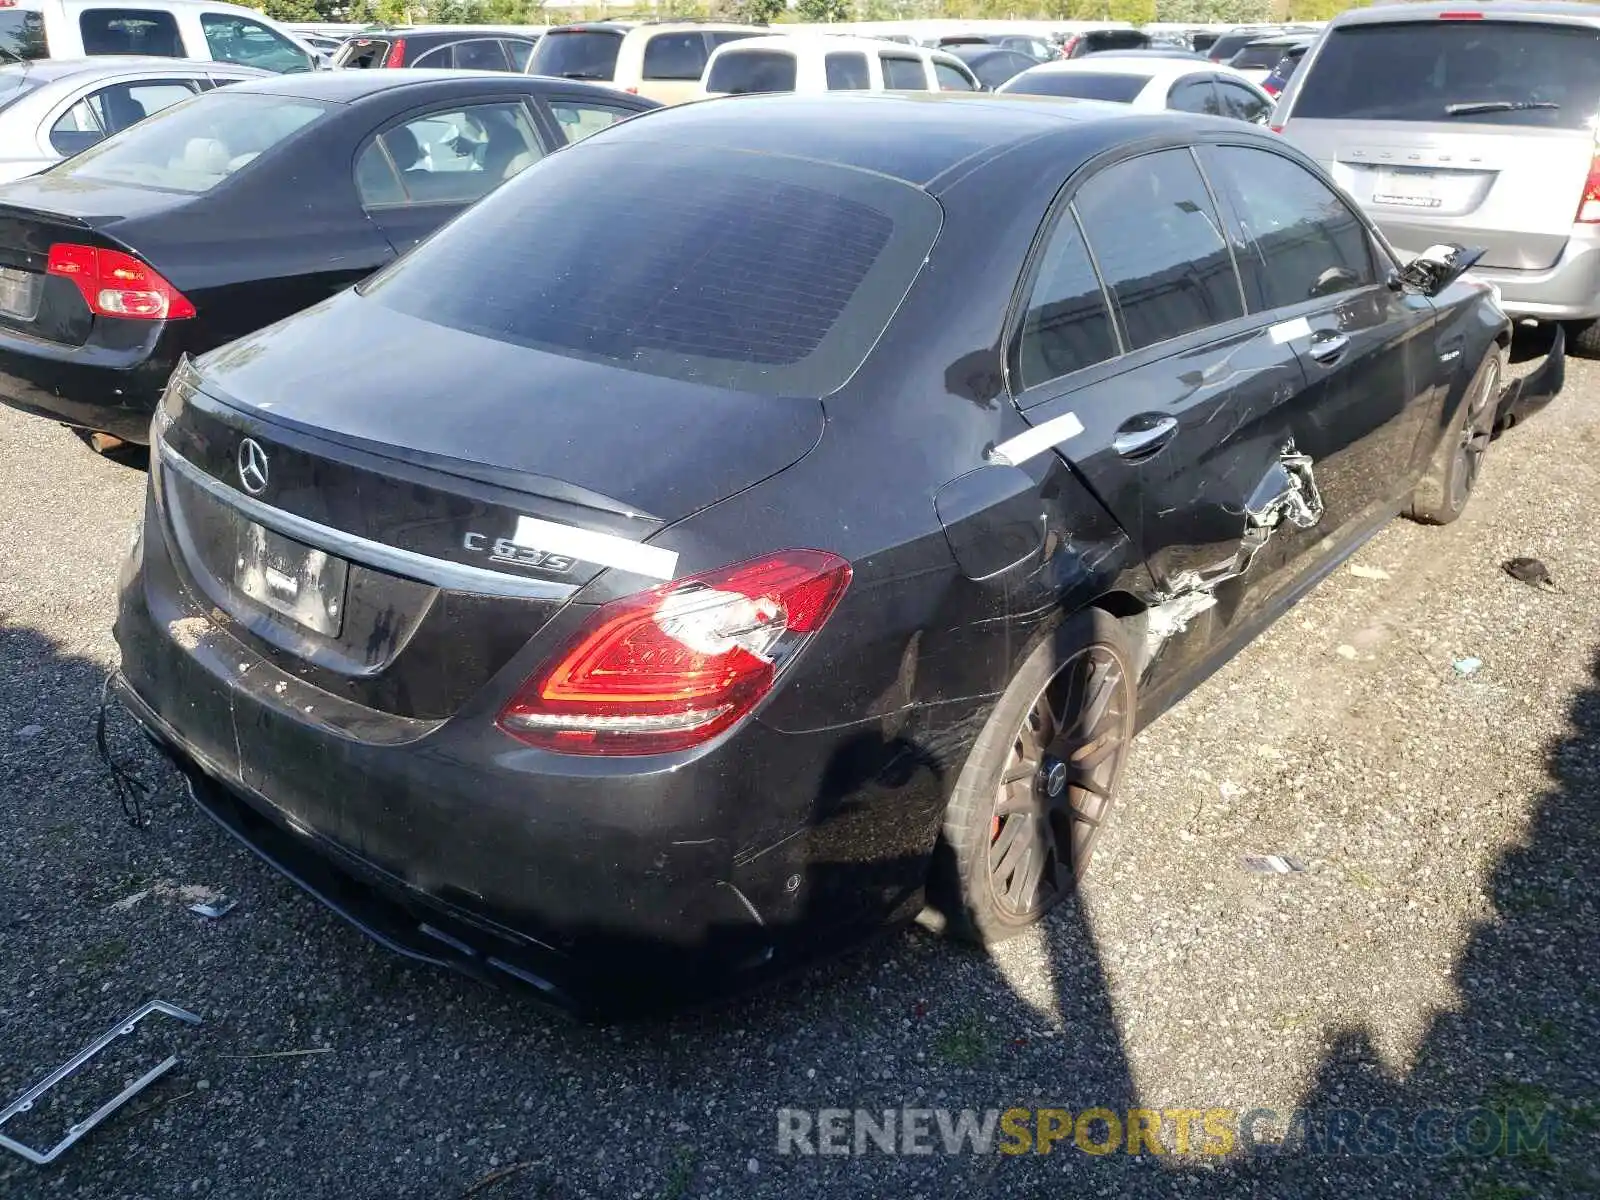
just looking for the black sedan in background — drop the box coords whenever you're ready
[944,45,1040,90]
[112,94,1557,1015]
[0,71,656,444]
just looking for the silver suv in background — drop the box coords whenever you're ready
[1274,2,1600,352]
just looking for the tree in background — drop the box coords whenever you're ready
[796,0,851,20]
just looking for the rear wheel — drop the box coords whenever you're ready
[1406,345,1503,526]
[931,609,1136,944]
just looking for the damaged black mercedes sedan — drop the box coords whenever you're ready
[110,93,1559,1015]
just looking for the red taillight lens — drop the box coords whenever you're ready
[1059,35,1079,57]
[1269,124,1284,134]
[1263,81,1282,97]
[498,550,852,756]
[384,38,406,67]
[46,243,195,320]
[1578,152,1600,223]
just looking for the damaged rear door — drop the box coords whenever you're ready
[1004,145,1327,669]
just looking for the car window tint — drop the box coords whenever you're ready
[360,102,544,207]
[934,61,976,91]
[1167,77,1219,114]
[503,38,535,71]
[1003,70,1147,102]
[1204,144,1376,310]
[642,31,708,81]
[454,38,511,71]
[362,140,943,397]
[200,13,310,72]
[49,98,104,155]
[1073,148,1244,351]
[1217,79,1269,124]
[526,29,622,82]
[880,55,927,90]
[0,10,46,60]
[1014,212,1118,391]
[79,9,182,57]
[412,44,450,68]
[706,49,795,95]
[825,51,869,90]
[55,92,327,192]
[547,98,634,144]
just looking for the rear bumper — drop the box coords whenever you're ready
[0,322,187,443]
[111,488,917,1015]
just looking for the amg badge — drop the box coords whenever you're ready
[462,532,576,575]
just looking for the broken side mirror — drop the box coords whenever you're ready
[1390,243,1486,297]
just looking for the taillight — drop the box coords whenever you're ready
[1263,80,1282,97]
[498,550,852,755]
[384,38,406,67]
[1577,150,1600,222]
[46,243,195,320]
[1059,35,1079,57]
[1269,124,1284,134]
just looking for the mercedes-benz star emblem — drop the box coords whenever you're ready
[237,438,269,496]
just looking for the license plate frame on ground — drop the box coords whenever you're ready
[234,520,348,638]
[0,267,41,322]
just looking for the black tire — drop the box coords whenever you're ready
[1566,319,1600,358]
[1406,344,1504,527]
[930,608,1137,945]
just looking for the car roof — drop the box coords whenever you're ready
[0,56,234,83]
[1013,56,1241,81]
[710,33,926,55]
[1332,0,1600,24]
[600,91,1184,189]
[228,68,621,104]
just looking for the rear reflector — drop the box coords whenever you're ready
[46,243,195,320]
[498,549,851,755]
[384,38,406,67]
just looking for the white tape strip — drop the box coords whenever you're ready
[989,411,1085,467]
[1269,317,1311,345]
[513,516,678,581]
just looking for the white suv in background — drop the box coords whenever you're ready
[0,0,318,72]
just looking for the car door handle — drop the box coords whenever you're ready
[1307,332,1350,364]
[1112,415,1179,460]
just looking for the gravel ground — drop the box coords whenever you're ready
[2,341,1597,1200]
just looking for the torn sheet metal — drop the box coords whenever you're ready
[0,1001,202,1166]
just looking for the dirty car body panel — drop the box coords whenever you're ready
[111,94,1520,1014]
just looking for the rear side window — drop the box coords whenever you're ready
[1202,145,1376,311]
[362,142,943,396]
[642,31,708,81]
[1073,148,1244,351]
[880,55,926,90]
[528,29,623,81]
[335,38,390,68]
[453,39,512,71]
[200,14,311,72]
[1003,71,1147,102]
[1216,79,1269,123]
[1014,214,1118,391]
[51,79,197,153]
[503,38,535,71]
[547,98,635,144]
[826,51,869,90]
[1168,77,1219,114]
[356,102,544,207]
[53,92,328,193]
[1291,21,1600,129]
[706,50,795,95]
[0,10,47,60]
[80,9,182,57]
[934,61,977,91]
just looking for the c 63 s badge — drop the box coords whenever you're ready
[462,532,576,575]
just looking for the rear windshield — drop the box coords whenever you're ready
[1208,33,1261,60]
[53,93,328,193]
[1003,70,1147,102]
[527,29,622,81]
[1084,31,1150,52]
[1231,42,1290,69]
[1292,21,1600,128]
[705,49,795,95]
[335,37,391,68]
[361,142,943,396]
[0,10,47,60]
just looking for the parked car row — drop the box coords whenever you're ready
[0,0,322,71]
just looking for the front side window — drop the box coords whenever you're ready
[547,98,635,144]
[934,61,977,91]
[705,50,795,95]
[1217,80,1270,124]
[1072,148,1244,352]
[1203,145,1376,310]
[880,55,927,90]
[355,102,544,208]
[80,9,182,57]
[452,39,512,71]
[53,92,327,192]
[1167,77,1220,115]
[826,51,869,91]
[200,14,311,72]
[642,31,709,81]
[1013,213,1118,392]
